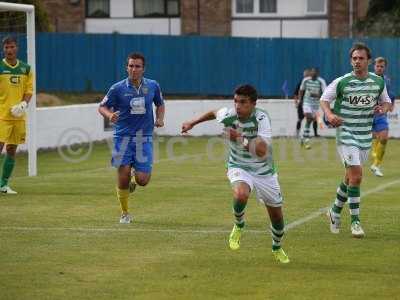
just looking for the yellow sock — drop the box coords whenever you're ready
[116,187,129,214]
[374,141,387,166]
[371,139,379,160]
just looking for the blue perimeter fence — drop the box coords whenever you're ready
[30,33,400,96]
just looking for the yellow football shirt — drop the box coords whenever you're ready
[0,58,33,120]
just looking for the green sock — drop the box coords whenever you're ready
[233,199,247,228]
[271,219,285,251]
[303,120,311,139]
[348,186,360,223]
[332,182,348,217]
[0,155,15,188]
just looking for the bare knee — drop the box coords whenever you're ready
[135,173,151,186]
[233,184,250,202]
[5,144,17,158]
[349,176,362,186]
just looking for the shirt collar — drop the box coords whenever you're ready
[125,77,146,92]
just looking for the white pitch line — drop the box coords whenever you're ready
[0,179,399,235]
[286,178,400,230]
[0,226,265,234]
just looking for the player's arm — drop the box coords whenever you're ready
[251,114,272,158]
[320,78,342,127]
[153,82,165,127]
[298,89,305,104]
[23,70,33,104]
[293,82,301,106]
[98,105,119,123]
[225,115,270,158]
[98,87,119,123]
[181,110,217,133]
[22,93,32,104]
[297,78,307,105]
[10,70,33,117]
[155,104,165,127]
[246,137,268,158]
[375,85,392,114]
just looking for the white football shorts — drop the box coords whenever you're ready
[337,144,369,167]
[227,168,283,207]
[303,103,320,115]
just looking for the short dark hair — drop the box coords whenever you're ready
[349,42,371,59]
[375,56,387,66]
[127,52,145,66]
[2,36,17,46]
[234,84,258,102]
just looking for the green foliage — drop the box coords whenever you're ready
[0,0,52,32]
[355,0,400,36]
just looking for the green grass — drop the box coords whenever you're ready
[1,137,399,300]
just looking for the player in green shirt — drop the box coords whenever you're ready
[182,84,289,263]
[320,43,391,238]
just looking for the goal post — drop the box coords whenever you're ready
[0,2,37,176]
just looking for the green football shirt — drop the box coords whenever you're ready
[216,107,276,176]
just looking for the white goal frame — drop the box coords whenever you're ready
[0,2,37,176]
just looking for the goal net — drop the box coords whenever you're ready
[0,2,37,176]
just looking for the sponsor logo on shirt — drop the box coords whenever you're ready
[9,76,20,84]
[347,95,375,106]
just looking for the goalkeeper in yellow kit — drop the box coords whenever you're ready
[0,36,33,194]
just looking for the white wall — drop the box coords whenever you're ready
[282,20,328,38]
[85,18,181,35]
[18,100,400,151]
[232,19,328,38]
[232,20,282,37]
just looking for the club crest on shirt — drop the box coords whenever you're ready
[142,87,148,94]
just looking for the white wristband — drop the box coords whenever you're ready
[242,137,249,148]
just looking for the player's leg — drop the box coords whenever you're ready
[117,165,132,223]
[112,136,134,223]
[296,104,304,137]
[302,109,314,149]
[227,168,252,250]
[266,206,289,263]
[370,115,388,176]
[327,174,348,234]
[1,143,17,182]
[313,120,319,136]
[371,126,389,177]
[376,129,389,163]
[0,120,23,194]
[132,138,153,187]
[0,142,4,174]
[336,145,365,237]
[346,164,364,238]
[371,119,378,162]
[254,174,289,263]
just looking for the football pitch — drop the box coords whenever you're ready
[1,137,399,300]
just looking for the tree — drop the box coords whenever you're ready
[355,0,400,37]
[0,0,52,32]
